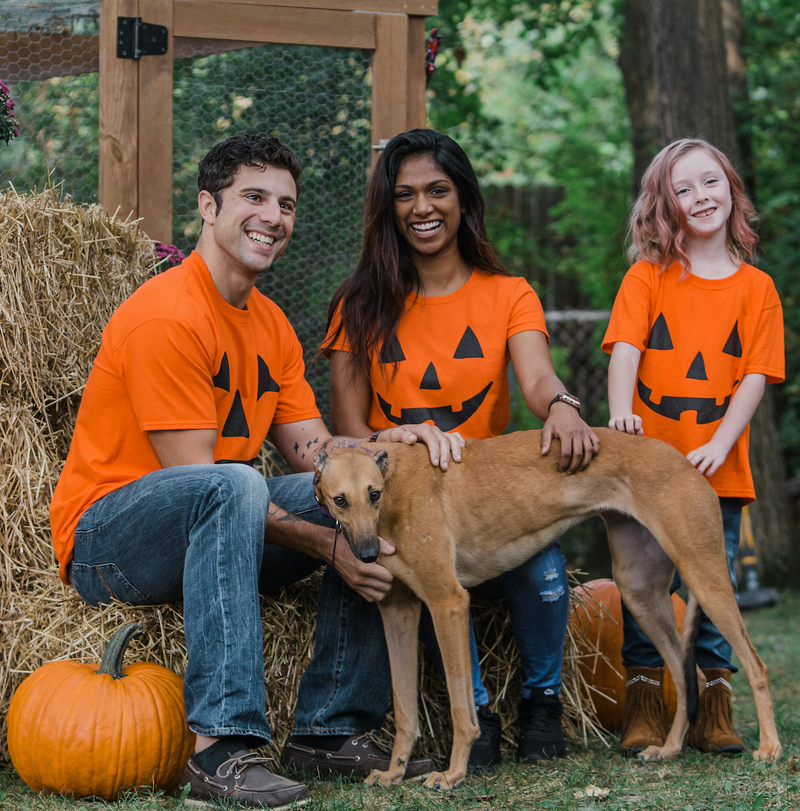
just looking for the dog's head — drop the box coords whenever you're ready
[313,447,390,563]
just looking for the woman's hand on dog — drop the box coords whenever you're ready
[377,424,465,470]
[542,403,601,474]
[333,535,397,602]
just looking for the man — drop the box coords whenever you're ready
[50,135,461,809]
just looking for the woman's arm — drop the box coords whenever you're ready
[509,330,600,473]
[328,350,465,469]
[607,341,644,435]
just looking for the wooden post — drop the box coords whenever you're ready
[137,0,174,243]
[406,15,427,129]
[371,13,409,167]
[99,0,139,222]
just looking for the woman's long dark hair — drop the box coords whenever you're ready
[326,128,509,379]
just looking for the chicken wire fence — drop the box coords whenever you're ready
[1,0,372,421]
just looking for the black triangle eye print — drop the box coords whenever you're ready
[222,390,250,438]
[420,362,441,390]
[647,313,674,350]
[380,334,406,364]
[454,327,484,359]
[723,321,743,358]
[686,352,708,380]
[212,352,231,391]
[257,355,280,400]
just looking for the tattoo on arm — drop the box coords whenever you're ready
[321,436,363,452]
[293,442,299,454]
[268,503,302,523]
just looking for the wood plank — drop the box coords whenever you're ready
[371,13,408,168]
[406,15,426,129]
[177,0,436,14]
[137,0,174,244]
[173,37,256,60]
[1,32,99,82]
[174,2,377,49]
[99,0,139,222]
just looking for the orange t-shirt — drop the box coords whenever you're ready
[602,260,784,501]
[50,251,320,582]
[323,271,548,440]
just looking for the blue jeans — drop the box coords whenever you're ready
[292,542,569,735]
[70,464,328,745]
[621,496,742,672]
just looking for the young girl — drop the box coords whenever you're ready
[603,138,784,755]
[284,129,599,775]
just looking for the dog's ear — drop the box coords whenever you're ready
[374,450,389,477]
[313,451,329,485]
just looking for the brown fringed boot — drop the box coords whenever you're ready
[687,669,745,755]
[621,666,670,754]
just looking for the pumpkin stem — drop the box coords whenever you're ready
[96,623,142,679]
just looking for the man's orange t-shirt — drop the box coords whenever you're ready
[602,260,784,502]
[323,270,548,440]
[50,251,320,583]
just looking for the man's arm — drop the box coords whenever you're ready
[147,425,395,602]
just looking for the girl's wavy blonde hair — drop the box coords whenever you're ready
[628,138,758,275]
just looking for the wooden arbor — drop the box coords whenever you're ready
[99,0,437,243]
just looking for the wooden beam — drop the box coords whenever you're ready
[179,0,437,14]
[371,13,408,167]
[1,33,99,82]
[137,0,174,244]
[406,15,427,129]
[99,0,139,223]
[173,37,256,60]
[174,2,377,48]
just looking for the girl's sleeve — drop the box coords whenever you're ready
[602,263,655,354]
[746,280,785,384]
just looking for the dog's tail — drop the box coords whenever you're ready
[682,592,702,725]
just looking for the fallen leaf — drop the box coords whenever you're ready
[574,785,611,800]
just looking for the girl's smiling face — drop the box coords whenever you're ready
[393,154,462,260]
[671,148,733,243]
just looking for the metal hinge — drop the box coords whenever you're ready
[117,16,169,60]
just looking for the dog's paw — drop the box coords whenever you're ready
[753,744,782,761]
[637,745,664,763]
[423,770,465,791]
[365,768,403,788]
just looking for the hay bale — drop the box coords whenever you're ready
[0,188,608,767]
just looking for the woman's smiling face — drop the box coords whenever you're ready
[393,153,462,260]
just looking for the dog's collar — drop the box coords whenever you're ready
[314,491,336,522]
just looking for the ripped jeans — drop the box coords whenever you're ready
[292,542,568,735]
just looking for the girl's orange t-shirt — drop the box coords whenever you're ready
[602,260,784,502]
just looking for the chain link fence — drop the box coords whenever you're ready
[1,2,372,423]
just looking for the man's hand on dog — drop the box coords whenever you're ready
[376,424,465,470]
[333,535,396,602]
[542,403,601,474]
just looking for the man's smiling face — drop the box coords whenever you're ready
[201,163,297,279]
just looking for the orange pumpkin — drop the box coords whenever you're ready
[570,579,686,731]
[8,623,195,800]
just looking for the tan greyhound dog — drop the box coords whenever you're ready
[312,428,781,790]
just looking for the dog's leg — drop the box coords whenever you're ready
[677,571,782,760]
[421,582,480,790]
[605,514,692,761]
[365,581,425,788]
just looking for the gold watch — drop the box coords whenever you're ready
[548,391,581,412]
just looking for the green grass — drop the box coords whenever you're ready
[3,593,800,811]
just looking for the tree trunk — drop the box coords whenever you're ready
[618,0,799,585]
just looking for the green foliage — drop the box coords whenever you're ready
[741,0,800,475]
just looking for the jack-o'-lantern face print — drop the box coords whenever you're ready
[637,311,742,425]
[376,325,494,432]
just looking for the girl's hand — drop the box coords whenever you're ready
[608,414,644,435]
[542,403,601,474]
[687,439,731,478]
[376,424,465,470]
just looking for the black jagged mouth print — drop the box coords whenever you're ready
[637,379,731,425]
[377,382,493,432]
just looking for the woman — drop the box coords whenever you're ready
[285,129,599,774]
